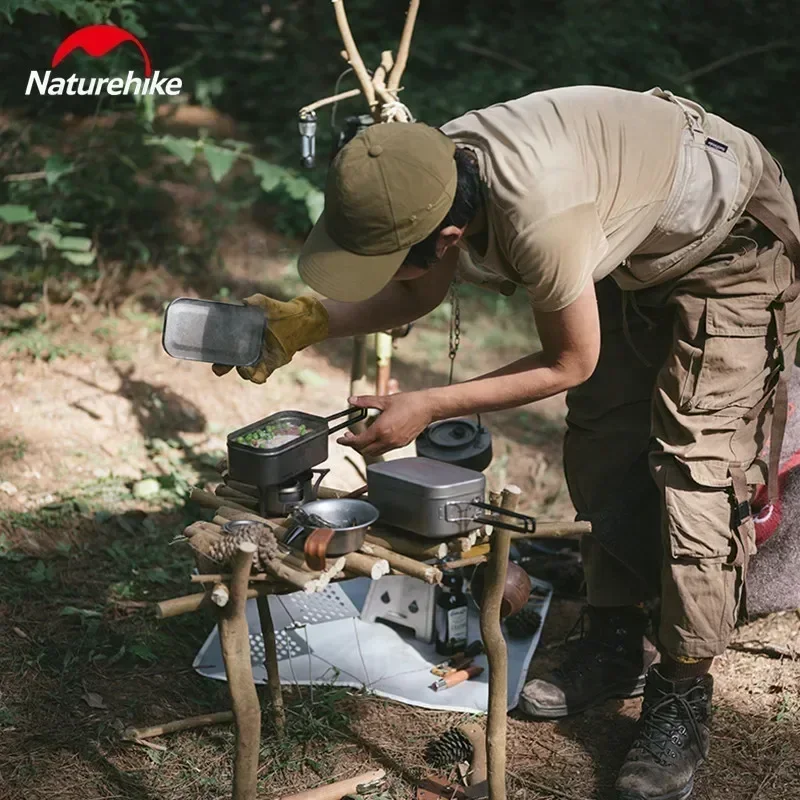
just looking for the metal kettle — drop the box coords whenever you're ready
[415,418,493,472]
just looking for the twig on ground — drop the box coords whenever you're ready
[728,641,797,660]
[133,738,168,752]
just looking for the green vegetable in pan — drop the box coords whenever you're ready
[235,421,310,449]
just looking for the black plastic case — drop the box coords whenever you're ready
[162,298,266,366]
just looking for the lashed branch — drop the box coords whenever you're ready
[387,0,420,91]
[256,595,286,737]
[299,87,362,115]
[373,49,394,88]
[331,0,378,115]
[219,542,260,800]
[480,485,521,800]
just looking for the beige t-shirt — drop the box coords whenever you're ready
[441,86,763,312]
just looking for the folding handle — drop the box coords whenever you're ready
[471,501,536,534]
[325,406,368,435]
[310,468,330,496]
[304,528,335,571]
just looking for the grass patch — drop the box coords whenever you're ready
[0,435,27,463]
[108,343,135,362]
[1,326,94,361]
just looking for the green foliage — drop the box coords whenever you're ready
[0,326,90,361]
[1,0,798,303]
[0,436,28,463]
[0,203,96,274]
[146,134,324,232]
[2,0,144,30]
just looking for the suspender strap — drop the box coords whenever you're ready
[746,197,800,268]
[728,464,752,566]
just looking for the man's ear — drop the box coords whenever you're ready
[435,225,465,259]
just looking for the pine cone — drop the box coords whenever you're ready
[211,521,278,572]
[504,603,542,639]
[209,534,244,565]
[424,727,474,768]
[257,530,280,569]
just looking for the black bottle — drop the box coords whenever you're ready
[435,571,469,656]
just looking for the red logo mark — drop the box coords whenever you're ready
[51,25,152,77]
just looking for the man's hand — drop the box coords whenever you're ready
[336,283,601,457]
[212,294,329,384]
[337,391,435,457]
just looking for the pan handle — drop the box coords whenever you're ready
[304,528,335,571]
[471,501,537,534]
[325,406,368,435]
[310,468,330,496]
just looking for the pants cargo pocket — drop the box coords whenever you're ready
[656,460,749,656]
[660,462,738,561]
[682,295,777,417]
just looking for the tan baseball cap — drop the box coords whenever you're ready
[298,122,457,302]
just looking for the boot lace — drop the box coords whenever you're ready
[631,686,707,767]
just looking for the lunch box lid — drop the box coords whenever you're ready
[367,457,486,499]
[162,297,266,366]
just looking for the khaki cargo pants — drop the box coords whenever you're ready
[564,147,800,659]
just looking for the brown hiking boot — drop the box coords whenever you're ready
[519,605,657,719]
[615,666,712,800]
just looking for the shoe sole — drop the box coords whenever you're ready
[617,776,695,800]
[519,674,647,720]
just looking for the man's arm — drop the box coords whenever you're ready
[339,281,601,457]
[427,280,601,417]
[322,249,459,338]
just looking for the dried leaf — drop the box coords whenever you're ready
[82,691,107,710]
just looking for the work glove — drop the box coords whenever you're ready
[211,294,329,384]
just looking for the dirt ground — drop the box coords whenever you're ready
[1,224,799,800]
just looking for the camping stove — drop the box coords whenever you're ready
[257,468,328,518]
[226,407,365,518]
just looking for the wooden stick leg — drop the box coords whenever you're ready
[219,542,261,800]
[256,595,286,739]
[479,485,520,800]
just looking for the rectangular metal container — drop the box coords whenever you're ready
[162,297,266,366]
[366,457,486,538]
[227,407,366,487]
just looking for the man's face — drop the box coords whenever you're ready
[391,224,466,282]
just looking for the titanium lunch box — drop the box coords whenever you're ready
[366,457,536,539]
[227,407,367,488]
[162,297,267,366]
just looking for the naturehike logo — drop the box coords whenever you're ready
[25,25,182,97]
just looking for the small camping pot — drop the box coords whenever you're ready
[470,561,532,619]
[283,498,380,571]
[415,418,493,472]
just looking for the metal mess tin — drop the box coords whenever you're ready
[366,457,536,539]
[227,407,367,487]
[162,298,266,366]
